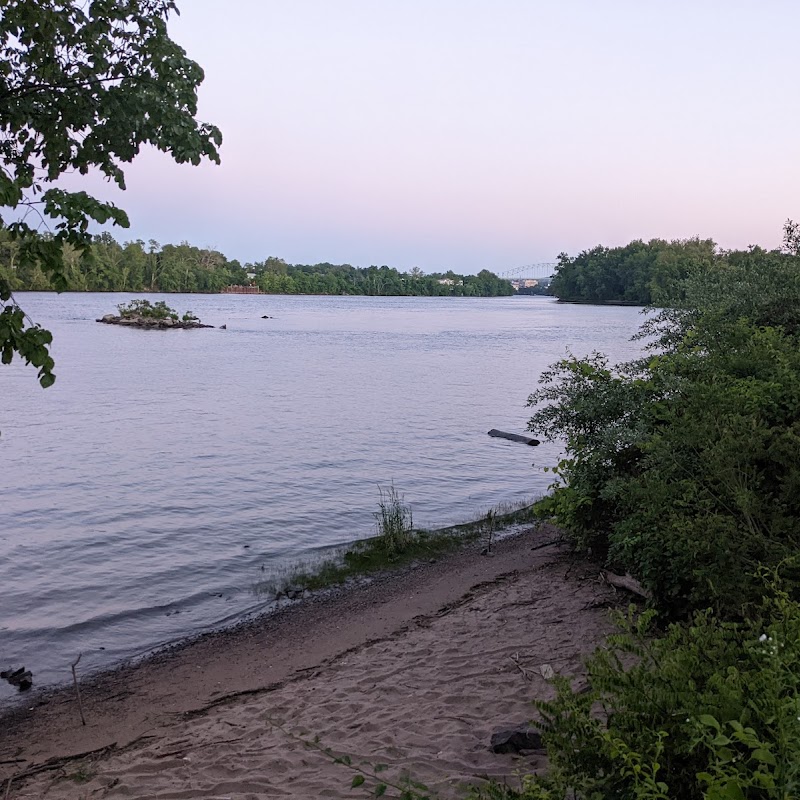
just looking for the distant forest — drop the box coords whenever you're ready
[16,228,791,306]
[0,231,513,297]
[549,236,795,305]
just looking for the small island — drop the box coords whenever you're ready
[97,299,214,329]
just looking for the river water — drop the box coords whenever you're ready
[0,293,644,701]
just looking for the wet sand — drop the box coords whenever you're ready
[0,525,619,798]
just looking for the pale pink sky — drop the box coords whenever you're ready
[83,0,800,272]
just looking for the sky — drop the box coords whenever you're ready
[82,1,800,273]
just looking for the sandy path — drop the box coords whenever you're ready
[1,527,617,799]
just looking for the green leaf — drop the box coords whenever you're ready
[351,775,365,788]
[721,780,746,800]
[699,714,721,731]
[374,785,387,797]
[716,747,735,764]
[751,748,776,765]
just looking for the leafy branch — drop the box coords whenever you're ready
[0,0,221,393]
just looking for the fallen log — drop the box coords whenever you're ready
[600,569,651,599]
[487,429,540,446]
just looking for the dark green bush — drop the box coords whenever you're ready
[528,227,800,617]
[469,580,800,800]
[116,299,204,324]
[117,298,178,320]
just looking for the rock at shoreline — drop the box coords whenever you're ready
[2,666,33,692]
[490,724,545,754]
[97,315,214,329]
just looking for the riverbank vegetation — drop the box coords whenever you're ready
[475,221,800,799]
[256,491,538,600]
[0,230,513,297]
[473,584,800,800]
[531,221,800,619]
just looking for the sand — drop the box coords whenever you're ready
[0,525,619,799]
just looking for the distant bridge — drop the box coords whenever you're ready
[497,262,558,281]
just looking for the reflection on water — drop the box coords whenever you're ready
[0,293,644,698]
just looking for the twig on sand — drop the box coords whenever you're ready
[4,776,12,800]
[509,652,533,681]
[154,737,245,761]
[9,744,118,783]
[70,654,86,726]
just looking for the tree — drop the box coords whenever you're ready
[549,238,717,305]
[528,225,800,617]
[0,0,221,387]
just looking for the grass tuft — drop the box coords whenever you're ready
[374,483,413,556]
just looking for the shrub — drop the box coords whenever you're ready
[117,298,178,320]
[528,230,800,617]
[469,578,800,800]
[116,299,204,324]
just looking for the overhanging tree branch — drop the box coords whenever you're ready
[0,0,221,394]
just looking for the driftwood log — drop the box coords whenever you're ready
[487,429,540,447]
[601,569,651,599]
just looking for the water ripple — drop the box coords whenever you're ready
[0,293,643,703]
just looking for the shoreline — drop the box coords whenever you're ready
[555,297,645,306]
[0,507,538,708]
[10,289,532,299]
[0,523,622,798]
[0,521,544,739]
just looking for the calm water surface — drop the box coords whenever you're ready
[0,293,643,701]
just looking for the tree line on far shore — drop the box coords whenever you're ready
[549,233,796,305]
[0,230,513,297]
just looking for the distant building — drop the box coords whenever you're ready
[510,279,539,290]
[222,285,264,294]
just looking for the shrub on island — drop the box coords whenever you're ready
[97,299,213,328]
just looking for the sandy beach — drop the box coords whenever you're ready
[0,525,619,799]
